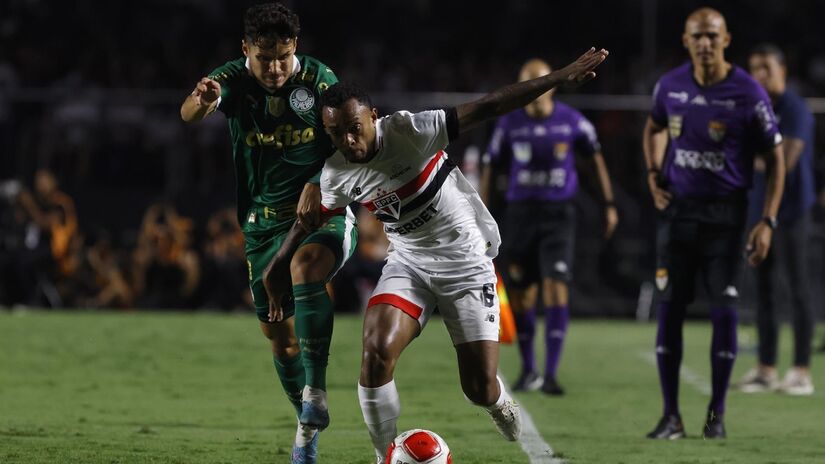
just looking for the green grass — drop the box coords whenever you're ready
[1,311,823,463]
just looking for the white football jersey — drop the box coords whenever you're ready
[321,109,501,271]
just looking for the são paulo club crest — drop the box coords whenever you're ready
[373,191,402,220]
[289,87,315,113]
[708,120,727,142]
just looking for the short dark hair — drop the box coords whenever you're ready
[320,82,373,109]
[750,43,786,66]
[244,3,300,48]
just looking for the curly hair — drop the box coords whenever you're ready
[319,82,373,109]
[244,3,301,47]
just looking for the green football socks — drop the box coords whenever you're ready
[293,282,334,391]
[273,354,305,416]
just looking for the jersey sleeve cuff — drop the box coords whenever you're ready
[444,107,459,142]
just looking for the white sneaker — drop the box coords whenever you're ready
[735,368,779,393]
[487,398,522,441]
[777,368,815,396]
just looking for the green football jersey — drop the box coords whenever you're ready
[208,55,338,233]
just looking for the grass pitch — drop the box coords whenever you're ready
[1,310,822,463]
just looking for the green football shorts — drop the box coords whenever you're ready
[245,214,358,322]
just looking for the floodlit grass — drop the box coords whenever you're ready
[1,310,822,463]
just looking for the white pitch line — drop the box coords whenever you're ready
[638,351,712,395]
[498,373,567,464]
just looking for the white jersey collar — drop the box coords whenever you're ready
[373,116,385,158]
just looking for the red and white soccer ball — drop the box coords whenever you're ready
[386,429,452,464]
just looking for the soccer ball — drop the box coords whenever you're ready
[386,429,452,464]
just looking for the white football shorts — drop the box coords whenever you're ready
[366,257,500,345]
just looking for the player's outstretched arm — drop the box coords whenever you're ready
[180,77,221,122]
[456,48,608,132]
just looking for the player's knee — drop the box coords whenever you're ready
[290,247,332,284]
[262,326,300,358]
[270,338,300,359]
[542,278,568,305]
[361,340,398,384]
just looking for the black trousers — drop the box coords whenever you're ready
[756,213,814,367]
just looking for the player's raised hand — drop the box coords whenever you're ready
[192,78,221,107]
[746,222,773,267]
[557,47,609,87]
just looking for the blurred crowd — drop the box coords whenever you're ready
[0,170,390,312]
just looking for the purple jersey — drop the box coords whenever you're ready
[651,62,782,198]
[486,103,600,202]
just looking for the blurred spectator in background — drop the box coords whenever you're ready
[199,207,250,311]
[0,170,78,307]
[73,230,134,309]
[0,179,46,306]
[737,44,816,395]
[32,170,80,283]
[132,202,200,309]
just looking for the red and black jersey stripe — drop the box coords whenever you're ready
[361,151,455,223]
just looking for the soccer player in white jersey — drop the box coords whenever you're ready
[264,47,608,462]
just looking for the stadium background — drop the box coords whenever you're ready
[2,0,824,318]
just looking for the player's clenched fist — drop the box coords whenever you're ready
[192,78,221,107]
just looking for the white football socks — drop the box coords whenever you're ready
[464,375,510,410]
[358,379,401,461]
[294,386,327,447]
[303,385,328,410]
[485,376,510,411]
[294,423,317,447]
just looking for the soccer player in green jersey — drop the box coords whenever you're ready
[180,4,357,462]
